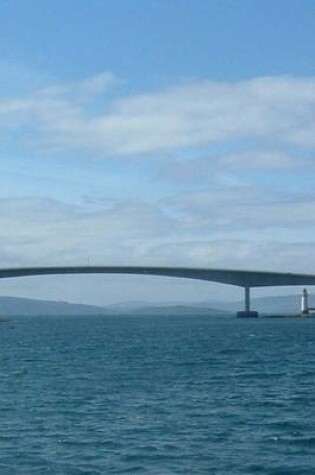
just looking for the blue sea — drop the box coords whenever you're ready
[0,314,315,474]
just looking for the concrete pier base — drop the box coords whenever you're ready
[236,310,259,318]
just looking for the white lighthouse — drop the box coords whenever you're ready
[301,288,309,316]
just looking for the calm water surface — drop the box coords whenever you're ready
[0,314,314,474]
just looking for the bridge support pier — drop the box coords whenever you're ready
[236,286,259,318]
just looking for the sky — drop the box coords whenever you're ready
[0,0,315,305]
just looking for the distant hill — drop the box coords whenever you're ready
[116,294,307,316]
[0,296,108,317]
[0,296,231,317]
[107,293,309,316]
[0,293,308,317]
[115,304,230,317]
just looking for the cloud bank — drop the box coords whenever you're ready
[1,190,315,273]
[1,74,315,157]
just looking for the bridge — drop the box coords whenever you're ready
[1,265,315,317]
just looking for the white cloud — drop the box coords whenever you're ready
[36,71,117,101]
[156,149,300,186]
[0,191,315,270]
[220,150,298,169]
[138,239,315,276]
[1,75,315,155]
[78,72,117,97]
[0,197,177,267]
[166,187,315,231]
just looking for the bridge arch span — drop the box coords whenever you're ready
[1,266,315,317]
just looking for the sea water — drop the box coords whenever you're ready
[0,314,314,474]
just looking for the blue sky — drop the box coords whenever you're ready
[0,0,315,305]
